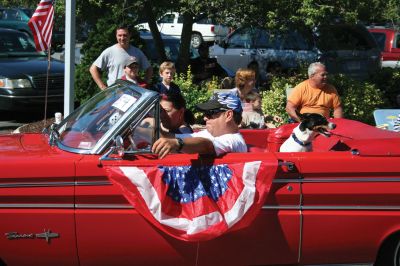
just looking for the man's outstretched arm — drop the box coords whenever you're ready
[152,137,215,159]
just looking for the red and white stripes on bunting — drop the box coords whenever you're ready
[107,160,278,241]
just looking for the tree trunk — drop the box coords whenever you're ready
[143,0,167,63]
[176,12,194,74]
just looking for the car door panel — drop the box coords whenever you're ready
[75,155,198,266]
[75,151,300,265]
[0,157,77,265]
[197,184,301,265]
[214,48,251,72]
[297,152,400,265]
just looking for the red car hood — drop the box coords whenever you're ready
[0,133,54,154]
[0,133,82,179]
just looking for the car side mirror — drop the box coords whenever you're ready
[99,135,125,164]
[114,135,125,157]
[221,40,228,49]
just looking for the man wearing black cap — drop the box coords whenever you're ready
[152,93,247,159]
[121,56,148,88]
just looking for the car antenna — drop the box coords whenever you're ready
[27,0,55,128]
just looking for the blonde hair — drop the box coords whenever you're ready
[235,68,256,89]
[159,61,176,74]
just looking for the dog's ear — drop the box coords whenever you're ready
[295,110,303,121]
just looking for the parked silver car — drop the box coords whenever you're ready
[210,24,380,81]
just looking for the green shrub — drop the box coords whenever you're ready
[261,74,305,126]
[330,74,385,124]
[174,67,214,123]
[369,67,400,108]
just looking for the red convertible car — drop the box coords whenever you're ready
[1,80,400,266]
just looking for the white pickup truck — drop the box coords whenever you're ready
[136,12,230,48]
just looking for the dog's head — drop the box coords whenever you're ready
[297,111,336,137]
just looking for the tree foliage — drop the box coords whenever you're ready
[38,0,399,103]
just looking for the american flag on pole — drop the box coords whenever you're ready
[28,0,54,52]
[107,160,277,241]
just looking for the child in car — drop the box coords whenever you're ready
[241,91,282,129]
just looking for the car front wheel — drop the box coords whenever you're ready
[375,235,400,266]
[191,33,203,49]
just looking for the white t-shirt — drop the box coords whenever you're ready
[177,130,247,156]
[93,44,151,86]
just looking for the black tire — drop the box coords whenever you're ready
[191,33,203,49]
[375,235,400,266]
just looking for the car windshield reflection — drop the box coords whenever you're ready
[0,31,45,56]
[57,83,142,151]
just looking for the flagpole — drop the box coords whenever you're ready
[43,45,52,126]
[64,0,76,117]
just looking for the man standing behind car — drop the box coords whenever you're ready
[286,62,343,122]
[190,42,228,84]
[90,25,153,90]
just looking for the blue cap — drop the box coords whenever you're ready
[196,92,243,114]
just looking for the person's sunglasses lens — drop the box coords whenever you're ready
[205,109,223,119]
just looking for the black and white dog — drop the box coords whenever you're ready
[279,112,336,152]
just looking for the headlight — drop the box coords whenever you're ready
[0,78,32,89]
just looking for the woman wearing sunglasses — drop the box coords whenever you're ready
[160,92,194,134]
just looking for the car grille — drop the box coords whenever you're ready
[32,75,64,91]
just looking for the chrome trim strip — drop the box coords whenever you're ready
[0,181,112,188]
[0,204,73,208]
[273,178,301,183]
[273,177,400,183]
[262,205,400,211]
[262,205,299,210]
[0,182,75,188]
[304,262,374,266]
[2,178,399,189]
[0,94,63,99]
[302,205,400,210]
[75,181,112,186]
[302,177,400,183]
[75,204,133,209]
[1,203,399,211]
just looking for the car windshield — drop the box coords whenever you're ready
[57,83,142,150]
[370,32,386,51]
[0,8,30,21]
[0,31,45,57]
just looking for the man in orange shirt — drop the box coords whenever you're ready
[286,62,343,122]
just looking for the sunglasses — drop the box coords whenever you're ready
[204,109,228,119]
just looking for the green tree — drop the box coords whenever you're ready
[69,0,400,103]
